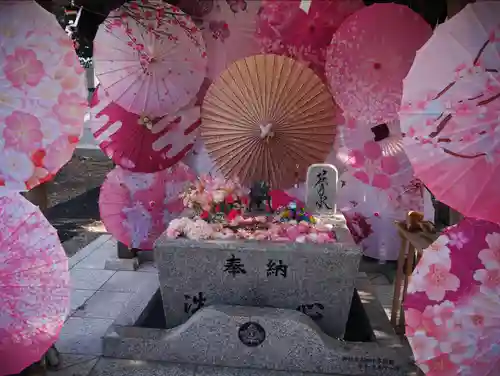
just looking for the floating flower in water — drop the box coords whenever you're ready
[165,215,336,243]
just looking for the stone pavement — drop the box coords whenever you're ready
[48,235,396,376]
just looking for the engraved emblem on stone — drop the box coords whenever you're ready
[238,321,266,347]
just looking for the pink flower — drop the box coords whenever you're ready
[53,92,86,128]
[408,331,439,363]
[447,231,468,249]
[347,150,365,168]
[3,111,43,151]
[344,212,372,244]
[371,173,391,190]
[184,219,214,240]
[166,227,181,238]
[209,21,230,42]
[409,263,460,301]
[363,141,382,160]
[420,235,452,269]
[477,232,500,270]
[473,268,500,294]
[4,48,45,88]
[380,156,399,175]
[419,353,460,376]
[405,308,423,337]
[43,136,76,173]
[54,66,81,91]
[315,232,333,243]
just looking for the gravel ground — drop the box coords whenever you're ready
[47,155,114,208]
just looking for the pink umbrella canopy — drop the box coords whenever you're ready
[198,0,262,80]
[89,86,201,172]
[256,0,364,78]
[338,173,423,261]
[183,137,223,178]
[326,3,432,124]
[0,1,86,192]
[93,0,207,118]
[342,132,415,197]
[0,192,69,375]
[99,163,196,249]
[399,1,500,224]
[405,217,500,376]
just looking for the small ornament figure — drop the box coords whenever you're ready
[248,181,272,213]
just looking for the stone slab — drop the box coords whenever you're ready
[48,354,99,376]
[99,271,158,293]
[57,317,114,355]
[305,164,339,213]
[105,258,139,271]
[70,269,115,290]
[103,304,414,375]
[89,358,344,376]
[72,291,134,319]
[154,239,361,338]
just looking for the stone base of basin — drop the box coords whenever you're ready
[102,273,416,376]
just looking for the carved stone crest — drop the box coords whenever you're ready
[238,321,266,347]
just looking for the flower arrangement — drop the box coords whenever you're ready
[180,175,249,222]
[167,177,337,243]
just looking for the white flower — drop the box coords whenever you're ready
[418,235,452,272]
[212,189,226,204]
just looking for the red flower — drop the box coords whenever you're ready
[226,195,235,204]
[32,149,46,167]
[227,209,239,221]
[215,204,222,213]
[240,196,249,205]
[200,211,209,220]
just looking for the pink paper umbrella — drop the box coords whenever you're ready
[399,1,500,224]
[256,0,364,78]
[405,217,500,376]
[344,132,415,198]
[89,87,201,172]
[199,0,261,80]
[338,173,423,261]
[99,163,196,249]
[93,0,207,118]
[0,192,69,375]
[183,138,223,178]
[326,3,432,124]
[0,1,86,192]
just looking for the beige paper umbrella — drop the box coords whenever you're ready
[201,54,338,189]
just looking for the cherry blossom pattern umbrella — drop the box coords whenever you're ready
[326,3,432,124]
[399,1,500,224]
[99,163,196,249]
[0,192,69,375]
[343,135,415,198]
[405,217,500,376]
[338,173,423,261]
[198,0,261,80]
[93,0,207,118]
[0,1,86,192]
[89,87,201,172]
[256,0,364,78]
[201,54,338,189]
